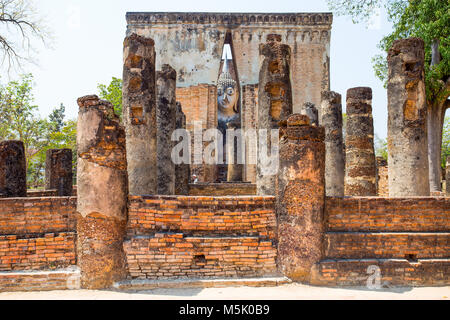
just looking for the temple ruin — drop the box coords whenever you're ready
[0,12,448,292]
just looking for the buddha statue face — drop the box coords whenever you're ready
[217,71,239,120]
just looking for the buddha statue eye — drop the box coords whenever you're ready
[218,88,223,96]
[227,88,234,95]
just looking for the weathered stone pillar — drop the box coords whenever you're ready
[242,84,258,183]
[76,95,128,289]
[257,34,293,195]
[303,102,319,126]
[0,141,26,198]
[175,103,190,195]
[45,149,73,196]
[123,33,157,195]
[277,114,325,283]
[156,64,177,195]
[387,38,430,196]
[446,156,450,197]
[344,87,377,196]
[227,120,243,182]
[320,91,345,196]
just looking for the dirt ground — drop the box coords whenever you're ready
[0,283,448,300]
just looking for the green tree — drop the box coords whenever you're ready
[0,74,76,188]
[98,77,122,120]
[0,74,47,171]
[48,103,65,132]
[328,0,450,191]
[375,134,388,160]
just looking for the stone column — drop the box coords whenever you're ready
[226,120,243,182]
[320,91,345,196]
[45,149,73,196]
[344,87,377,196]
[123,33,157,195]
[257,34,293,195]
[76,95,128,289]
[277,114,325,283]
[446,156,450,197]
[0,141,26,198]
[303,102,319,126]
[387,38,430,196]
[175,103,190,195]
[242,84,258,183]
[156,64,177,195]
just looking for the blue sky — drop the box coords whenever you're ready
[13,0,394,138]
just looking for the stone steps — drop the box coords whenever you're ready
[325,232,450,259]
[114,276,291,291]
[312,258,450,287]
[0,266,80,292]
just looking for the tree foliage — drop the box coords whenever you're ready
[375,134,388,160]
[0,74,76,188]
[328,0,449,104]
[98,77,122,120]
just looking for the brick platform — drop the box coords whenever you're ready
[325,232,450,259]
[312,259,450,287]
[125,195,278,279]
[0,267,80,292]
[114,276,290,291]
[188,183,257,196]
[314,197,450,286]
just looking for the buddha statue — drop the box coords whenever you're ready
[217,56,239,123]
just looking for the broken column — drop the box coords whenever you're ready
[257,34,293,195]
[175,102,190,195]
[303,102,319,126]
[123,33,157,195]
[45,149,73,196]
[156,64,177,195]
[344,87,377,196]
[0,140,26,198]
[76,95,128,289]
[387,38,430,196]
[277,114,325,282]
[320,91,345,196]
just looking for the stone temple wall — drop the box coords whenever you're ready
[126,12,332,112]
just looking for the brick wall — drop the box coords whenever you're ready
[0,197,76,236]
[0,233,76,271]
[124,195,278,279]
[177,84,218,182]
[312,196,450,286]
[176,84,217,132]
[0,196,78,291]
[326,197,449,232]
